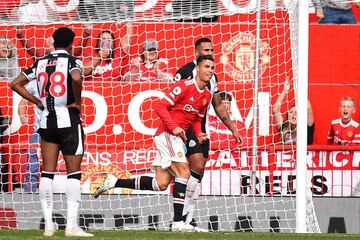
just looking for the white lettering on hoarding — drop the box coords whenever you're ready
[276,151,295,168]
[81,151,111,166]
[5,92,22,135]
[352,151,360,168]
[134,0,159,12]
[123,150,157,165]
[208,91,269,136]
[219,0,257,14]
[329,151,349,168]
[46,0,79,12]
[215,150,237,167]
[82,91,108,134]
[127,90,164,135]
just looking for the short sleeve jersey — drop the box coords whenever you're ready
[327,119,360,145]
[155,79,212,136]
[22,49,83,129]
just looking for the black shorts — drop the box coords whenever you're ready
[38,124,84,156]
[185,129,210,158]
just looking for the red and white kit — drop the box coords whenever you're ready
[152,79,212,169]
[327,118,360,145]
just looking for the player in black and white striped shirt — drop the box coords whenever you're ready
[11,27,93,237]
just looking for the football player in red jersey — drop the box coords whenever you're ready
[175,38,242,229]
[93,55,215,231]
[327,97,360,145]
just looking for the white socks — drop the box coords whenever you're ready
[66,171,82,229]
[183,175,198,216]
[39,173,54,230]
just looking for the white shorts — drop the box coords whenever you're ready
[151,132,187,170]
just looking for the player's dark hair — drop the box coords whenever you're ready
[219,91,232,102]
[195,38,212,49]
[96,30,115,62]
[196,55,214,65]
[52,27,75,49]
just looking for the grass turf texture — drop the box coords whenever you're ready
[0,230,359,240]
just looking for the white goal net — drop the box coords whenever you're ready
[0,0,320,233]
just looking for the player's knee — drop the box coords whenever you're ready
[176,164,190,179]
[156,179,169,191]
[188,154,206,174]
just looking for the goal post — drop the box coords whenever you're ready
[296,0,309,233]
[0,0,321,233]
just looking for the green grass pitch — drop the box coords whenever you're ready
[0,230,359,240]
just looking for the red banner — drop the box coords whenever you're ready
[1,23,360,196]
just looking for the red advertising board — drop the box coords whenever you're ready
[1,22,360,196]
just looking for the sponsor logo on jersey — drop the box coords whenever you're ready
[172,86,182,95]
[81,164,132,194]
[220,32,270,83]
[183,104,199,113]
[188,139,197,147]
[174,73,182,82]
[93,63,113,75]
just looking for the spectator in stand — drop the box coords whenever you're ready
[0,107,11,192]
[327,97,360,145]
[78,0,134,21]
[314,0,360,24]
[172,0,218,22]
[19,80,41,193]
[0,0,21,21]
[83,23,133,81]
[16,0,53,23]
[273,78,315,145]
[15,24,92,60]
[208,91,247,149]
[123,39,173,82]
[0,36,21,81]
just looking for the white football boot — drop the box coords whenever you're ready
[172,221,186,232]
[93,174,118,198]
[65,226,94,237]
[43,222,56,237]
[183,223,209,232]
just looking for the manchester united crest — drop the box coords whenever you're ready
[81,164,132,194]
[202,98,208,106]
[220,32,270,83]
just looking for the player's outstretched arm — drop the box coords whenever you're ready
[273,78,290,130]
[212,93,242,145]
[121,22,134,55]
